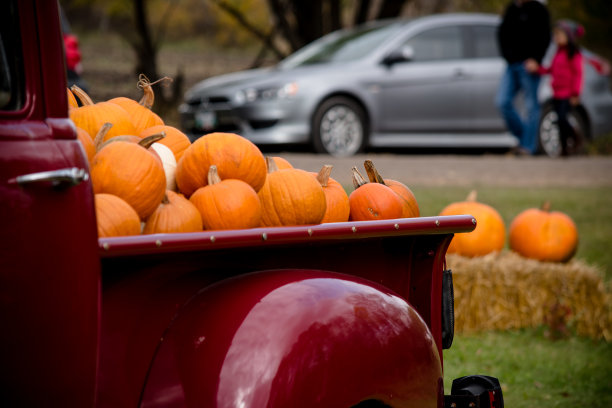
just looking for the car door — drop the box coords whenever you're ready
[376,25,473,133]
[0,1,100,406]
[464,24,507,132]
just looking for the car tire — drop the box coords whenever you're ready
[538,104,588,157]
[312,96,367,157]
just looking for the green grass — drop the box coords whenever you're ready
[412,186,612,406]
[411,185,612,281]
[443,329,612,407]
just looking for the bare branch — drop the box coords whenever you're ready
[210,0,287,59]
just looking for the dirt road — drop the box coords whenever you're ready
[277,153,612,188]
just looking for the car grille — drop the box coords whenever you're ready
[186,96,230,107]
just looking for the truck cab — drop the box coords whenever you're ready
[0,1,501,407]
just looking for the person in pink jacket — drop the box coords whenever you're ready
[527,20,585,156]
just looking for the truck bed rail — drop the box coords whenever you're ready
[99,215,476,257]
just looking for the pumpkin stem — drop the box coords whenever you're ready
[351,167,368,189]
[161,193,170,205]
[137,74,173,109]
[541,201,551,212]
[466,190,478,202]
[363,159,386,185]
[316,165,333,187]
[266,156,279,173]
[207,165,222,185]
[94,122,113,151]
[70,85,94,106]
[138,132,166,149]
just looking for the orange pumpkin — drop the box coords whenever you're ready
[439,190,506,257]
[69,86,136,142]
[363,160,419,218]
[189,165,261,230]
[176,132,267,197]
[509,201,578,262]
[91,138,166,219]
[76,127,96,163]
[268,156,293,170]
[314,165,350,223]
[140,125,191,162]
[143,190,202,234]
[258,158,326,226]
[348,167,403,221]
[95,193,141,237]
[108,78,164,135]
[67,88,78,109]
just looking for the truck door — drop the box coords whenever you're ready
[0,1,100,406]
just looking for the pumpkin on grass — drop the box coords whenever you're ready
[363,159,419,218]
[439,190,505,257]
[69,85,136,142]
[190,165,261,230]
[95,193,141,237]
[140,125,191,162]
[91,136,166,219]
[258,158,326,226]
[176,132,267,197]
[314,165,350,223]
[143,190,202,234]
[348,167,403,221]
[509,201,578,262]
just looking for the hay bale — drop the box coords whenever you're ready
[447,251,612,341]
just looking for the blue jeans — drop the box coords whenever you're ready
[495,62,541,154]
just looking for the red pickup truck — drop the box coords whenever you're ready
[0,1,502,407]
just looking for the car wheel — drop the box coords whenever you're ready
[538,104,587,157]
[312,97,367,157]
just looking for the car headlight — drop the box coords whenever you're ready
[235,82,299,105]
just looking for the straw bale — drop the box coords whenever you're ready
[447,251,612,341]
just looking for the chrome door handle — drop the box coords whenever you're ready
[14,167,89,187]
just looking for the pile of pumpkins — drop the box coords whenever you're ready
[68,80,419,240]
[440,191,578,263]
[70,79,577,264]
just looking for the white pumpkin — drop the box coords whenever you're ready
[150,142,177,191]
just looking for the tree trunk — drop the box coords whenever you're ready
[376,0,410,19]
[354,0,372,25]
[133,0,157,80]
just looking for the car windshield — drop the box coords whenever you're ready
[280,21,404,69]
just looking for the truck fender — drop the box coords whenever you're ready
[140,269,442,408]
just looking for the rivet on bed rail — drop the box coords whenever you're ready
[308,228,313,237]
[472,218,477,225]
[155,240,162,248]
[352,226,357,233]
[394,223,399,230]
[435,219,440,226]
[262,233,268,241]
[102,242,109,251]
[210,236,216,243]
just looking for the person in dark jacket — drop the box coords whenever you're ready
[496,0,550,155]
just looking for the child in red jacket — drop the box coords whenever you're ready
[527,20,585,156]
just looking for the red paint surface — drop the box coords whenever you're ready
[0,1,99,406]
[1,2,479,405]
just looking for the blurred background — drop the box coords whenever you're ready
[60,0,612,126]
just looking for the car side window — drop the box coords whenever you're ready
[402,26,463,62]
[469,25,500,59]
[0,0,24,111]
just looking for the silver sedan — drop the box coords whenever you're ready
[179,13,612,157]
